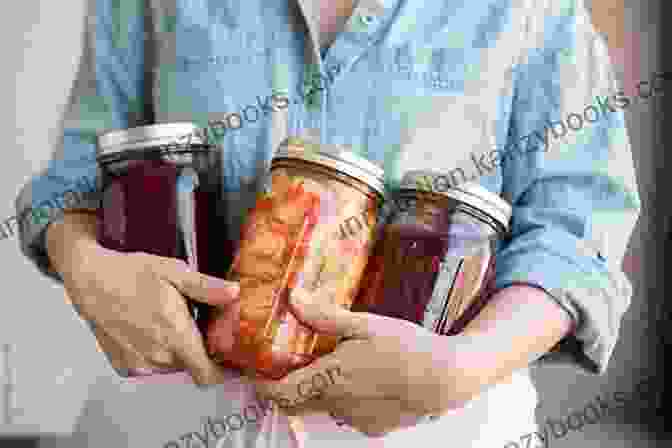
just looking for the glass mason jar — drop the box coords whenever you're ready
[352,171,512,336]
[207,137,386,379]
[96,123,228,332]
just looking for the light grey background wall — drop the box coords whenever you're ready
[0,0,104,437]
[0,0,666,446]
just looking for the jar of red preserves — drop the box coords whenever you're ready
[207,137,386,379]
[353,171,512,336]
[96,123,228,332]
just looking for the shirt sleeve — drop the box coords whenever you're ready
[14,0,147,282]
[495,0,641,374]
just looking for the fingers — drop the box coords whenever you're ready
[155,257,239,307]
[205,301,240,355]
[171,318,227,386]
[92,303,220,383]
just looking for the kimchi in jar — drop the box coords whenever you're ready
[207,137,386,379]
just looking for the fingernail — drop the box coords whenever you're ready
[290,288,311,307]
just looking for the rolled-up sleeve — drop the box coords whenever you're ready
[495,0,641,374]
[14,0,146,282]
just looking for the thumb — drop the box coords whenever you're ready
[289,288,373,340]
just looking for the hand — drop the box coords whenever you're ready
[47,213,240,385]
[254,288,493,437]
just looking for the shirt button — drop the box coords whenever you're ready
[360,15,376,26]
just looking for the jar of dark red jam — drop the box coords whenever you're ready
[207,137,386,379]
[96,123,228,331]
[353,172,512,336]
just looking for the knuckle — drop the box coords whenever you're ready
[129,253,163,277]
[155,306,187,337]
[146,349,175,366]
[193,372,219,386]
[272,394,293,409]
[146,253,188,272]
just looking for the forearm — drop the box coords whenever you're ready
[459,284,574,386]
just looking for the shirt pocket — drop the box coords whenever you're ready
[153,23,270,124]
[356,65,492,188]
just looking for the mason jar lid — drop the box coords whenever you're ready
[273,137,386,197]
[97,122,208,158]
[399,170,512,230]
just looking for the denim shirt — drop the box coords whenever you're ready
[16,0,640,376]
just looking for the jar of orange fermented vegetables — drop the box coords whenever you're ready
[207,137,386,379]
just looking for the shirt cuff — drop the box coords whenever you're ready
[18,190,100,284]
[494,245,630,375]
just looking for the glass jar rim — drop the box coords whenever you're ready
[96,123,211,159]
[397,187,511,234]
[273,137,386,197]
[398,170,512,229]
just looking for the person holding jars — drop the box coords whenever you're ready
[15,0,639,447]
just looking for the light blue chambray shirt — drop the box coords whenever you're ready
[17,0,640,379]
